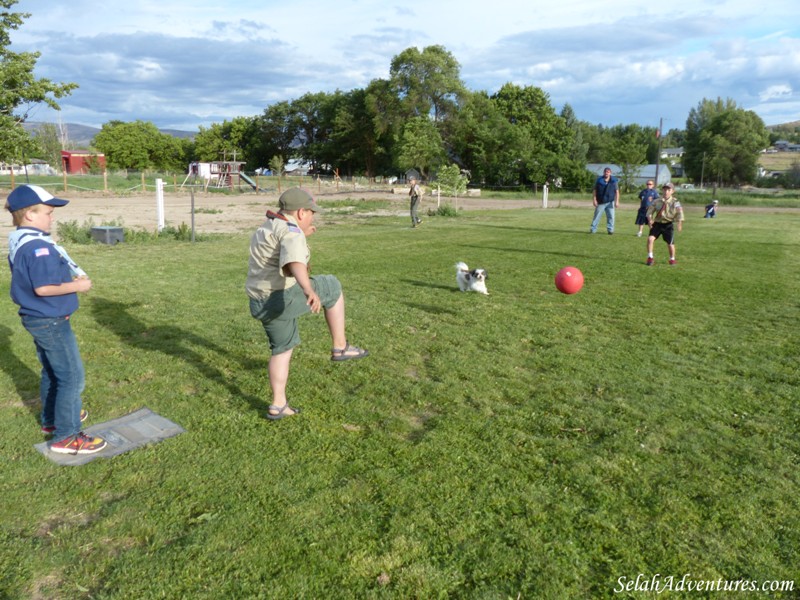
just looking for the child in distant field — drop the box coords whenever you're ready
[704,199,718,218]
[408,178,423,228]
[645,182,684,266]
[246,188,369,420]
[6,185,107,455]
[636,180,659,237]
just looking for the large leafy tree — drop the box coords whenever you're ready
[248,101,300,170]
[491,83,573,185]
[0,1,77,163]
[332,85,395,178]
[390,45,465,122]
[447,90,517,185]
[697,109,769,185]
[683,97,737,182]
[93,120,185,171]
[193,117,254,163]
[396,116,445,179]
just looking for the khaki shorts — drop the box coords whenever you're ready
[250,275,342,355]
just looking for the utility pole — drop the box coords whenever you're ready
[654,117,664,186]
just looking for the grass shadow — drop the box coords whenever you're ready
[402,302,458,316]
[0,324,40,422]
[401,279,457,292]
[90,297,263,412]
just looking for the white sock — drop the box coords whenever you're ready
[648,253,653,258]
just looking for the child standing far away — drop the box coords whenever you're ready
[246,188,369,420]
[635,180,659,237]
[5,185,107,455]
[704,199,718,218]
[645,182,684,266]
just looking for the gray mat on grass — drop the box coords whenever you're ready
[35,407,184,466]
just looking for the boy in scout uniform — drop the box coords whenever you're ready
[645,182,684,266]
[246,188,368,420]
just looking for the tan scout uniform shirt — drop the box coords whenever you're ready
[245,213,309,300]
[647,196,684,224]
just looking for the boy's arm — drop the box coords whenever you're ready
[285,262,321,313]
[35,277,92,296]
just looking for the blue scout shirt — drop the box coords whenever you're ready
[8,227,79,317]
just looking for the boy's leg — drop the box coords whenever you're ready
[22,316,85,442]
[268,348,296,414]
[668,243,677,260]
[35,341,57,427]
[324,293,347,351]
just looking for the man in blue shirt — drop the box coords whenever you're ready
[590,167,620,234]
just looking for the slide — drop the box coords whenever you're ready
[239,172,259,191]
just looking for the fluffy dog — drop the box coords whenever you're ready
[455,262,489,295]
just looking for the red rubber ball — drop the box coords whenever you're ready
[555,266,584,294]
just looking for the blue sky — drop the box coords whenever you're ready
[11,0,800,132]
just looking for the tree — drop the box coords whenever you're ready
[332,85,395,178]
[447,90,518,186]
[683,97,737,182]
[193,117,253,163]
[390,45,465,122]
[491,83,573,185]
[268,155,284,176]
[607,131,648,192]
[249,101,300,170]
[31,122,63,169]
[698,110,769,185]
[435,163,468,197]
[93,120,186,171]
[684,98,768,185]
[291,91,346,172]
[0,1,77,163]
[396,116,445,179]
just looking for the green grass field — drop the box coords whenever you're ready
[1,206,798,599]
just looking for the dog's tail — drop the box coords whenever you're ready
[455,261,469,272]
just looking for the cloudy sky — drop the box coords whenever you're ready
[10,0,800,133]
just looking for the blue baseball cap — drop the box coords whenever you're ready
[6,185,69,212]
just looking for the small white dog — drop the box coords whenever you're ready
[455,262,489,295]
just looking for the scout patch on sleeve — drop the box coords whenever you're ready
[34,248,50,257]
[287,223,302,234]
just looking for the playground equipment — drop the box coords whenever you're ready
[182,159,260,191]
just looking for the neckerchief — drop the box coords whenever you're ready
[7,228,88,278]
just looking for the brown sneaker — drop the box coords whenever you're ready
[42,409,88,434]
[49,432,108,455]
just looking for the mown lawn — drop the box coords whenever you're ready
[1,206,798,599]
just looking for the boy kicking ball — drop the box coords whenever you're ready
[246,188,369,420]
[645,182,684,266]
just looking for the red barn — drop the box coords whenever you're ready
[61,150,106,174]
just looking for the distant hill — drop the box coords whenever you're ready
[767,120,800,131]
[21,122,197,149]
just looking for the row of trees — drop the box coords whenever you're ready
[2,1,777,189]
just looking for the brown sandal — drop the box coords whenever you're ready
[331,343,369,362]
[266,404,301,420]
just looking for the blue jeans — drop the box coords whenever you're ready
[590,202,615,233]
[21,315,85,442]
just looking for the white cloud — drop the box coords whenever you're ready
[11,0,800,130]
[759,85,793,101]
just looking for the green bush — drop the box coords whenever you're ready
[432,204,459,217]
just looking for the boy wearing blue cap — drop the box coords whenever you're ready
[5,185,107,455]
